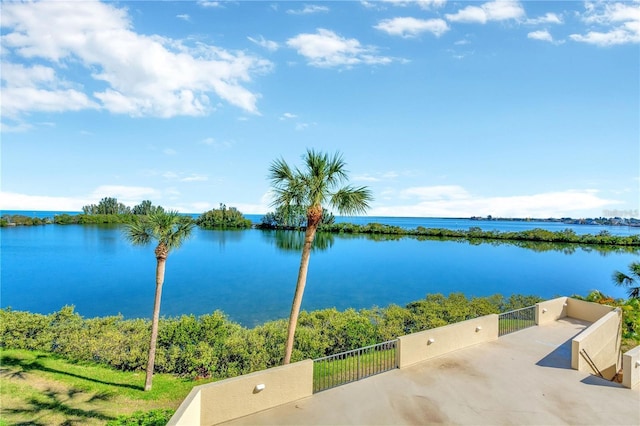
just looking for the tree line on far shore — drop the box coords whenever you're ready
[2,200,639,248]
[0,211,640,250]
[0,198,251,228]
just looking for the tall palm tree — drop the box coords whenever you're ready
[613,261,640,299]
[125,210,194,390]
[269,149,372,364]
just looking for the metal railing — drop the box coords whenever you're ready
[313,339,398,393]
[498,305,536,336]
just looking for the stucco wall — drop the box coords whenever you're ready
[398,314,498,368]
[535,297,568,325]
[169,360,313,426]
[571,309,622,380]
[622,346,640,389]
[567,298,615,323]
[168,388,201,426]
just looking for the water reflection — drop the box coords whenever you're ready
[455,237,639,256]
[261,230,334,252]
[261,227,639,257]
[81,224,123,253]
[197,228,246,248]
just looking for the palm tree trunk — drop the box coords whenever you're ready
[283,223,318,365]
[144,256,166,391]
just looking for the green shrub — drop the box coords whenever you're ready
[0,308,53,350]
[196,204,252,229]
[106,409,175,426]
[0,293,555,380]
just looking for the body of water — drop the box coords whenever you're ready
[1,215,638,326]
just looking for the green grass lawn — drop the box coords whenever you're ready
[0,349,212,425]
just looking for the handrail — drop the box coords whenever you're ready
[580,348,604,378]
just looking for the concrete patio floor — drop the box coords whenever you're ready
[222,318,639,425]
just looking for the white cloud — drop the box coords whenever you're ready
[1,0,271,120]
[2,87,99,117]
[0,191,89,211]
[287,5,330,15]
[581,1,640,25]
[280,112,298,120]
[526,12,563,25]
[163,171,209,182]
[177,201,210,213]
[225,201,270,215]
[180,174,208,182]
[570,1,640,46]
[375,17,449,38]
[1,186,626,218]
[370,187,619,218]
[90,185,158,204]
[354,174,382,182]
[165,186,181,197]
[163,148,178,156]
[447,6,488,24]
[1,63,99,117]
[354,170,401,183]
[380,0,447,9]
[200,137,234,149]
[176,14,190,21]
[197,1,222,8]
[400,185,470,200]
[287,29,395,68]
[247,35,279,52]
[570,28,639,45]
[0,120,33,133]
[0,189,205,214]
[163,171,180,179]
[528,30,554,42]
[445,0,525,24]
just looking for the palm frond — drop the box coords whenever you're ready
[325,151,348,186]
[613,271,633,287]
[124,217,152,246]
[613,262,640,300]
[268,149,372,217]
[269,158,295,185]
[330,185,373,215]
[124,210,193,252]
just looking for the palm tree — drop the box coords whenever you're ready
[125,210,194,390]
[613,262,640,299]
[269,149,372,364]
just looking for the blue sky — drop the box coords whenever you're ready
[1,0,638,218]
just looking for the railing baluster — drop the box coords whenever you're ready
[312,339,398,393]
[498,305,536,336]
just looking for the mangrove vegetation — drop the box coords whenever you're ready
[3,291,638,382]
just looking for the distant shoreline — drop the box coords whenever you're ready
[1,209,638,226]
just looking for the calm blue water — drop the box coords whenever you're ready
[1,217,638,326]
